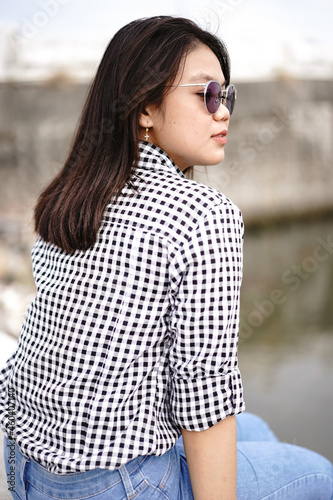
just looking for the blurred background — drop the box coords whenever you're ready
[0,0,332,494]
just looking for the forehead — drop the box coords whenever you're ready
[179,43,225,85]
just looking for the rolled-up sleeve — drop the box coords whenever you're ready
[168,200,245,431]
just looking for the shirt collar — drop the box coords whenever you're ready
[138,141,185,178]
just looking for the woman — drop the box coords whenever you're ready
[1,16,332,500]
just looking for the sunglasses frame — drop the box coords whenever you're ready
[166,80,237,115]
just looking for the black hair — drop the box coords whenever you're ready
[34,16,231,253]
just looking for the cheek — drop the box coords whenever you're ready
[163,97,193,131]
[159,97,210,146]
[167,112,201,135]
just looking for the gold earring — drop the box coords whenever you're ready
[145,127,149,141]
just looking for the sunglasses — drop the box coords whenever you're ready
[167,81,237,115]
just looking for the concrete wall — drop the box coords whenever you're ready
[0,78,332,232]
[195,79,333,223]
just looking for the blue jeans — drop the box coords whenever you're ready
[3,413,333,499]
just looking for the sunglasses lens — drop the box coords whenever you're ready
[205,81,222,114]
[205,82,237,115]
[226,85,236,115]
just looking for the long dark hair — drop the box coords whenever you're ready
[34,16,231,253]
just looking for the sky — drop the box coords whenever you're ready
[0,0,332,81]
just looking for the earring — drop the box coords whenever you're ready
[145,127,149,141]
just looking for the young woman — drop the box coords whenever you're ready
[1,16,332,500]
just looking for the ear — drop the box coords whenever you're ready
[138,104,156,129]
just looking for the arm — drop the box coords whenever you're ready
[169,201,244,497]
[181,415,237,500]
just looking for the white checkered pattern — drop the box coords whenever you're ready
[0,142,245,474]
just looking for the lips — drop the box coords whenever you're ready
[212,129,228,138]
[212,129,228,145]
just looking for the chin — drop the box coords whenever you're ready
[192,149,225,168]
[207,152,225,166]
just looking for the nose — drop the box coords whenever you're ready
[213,100,230,122]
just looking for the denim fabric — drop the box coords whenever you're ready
[4,413,333,499]
[3,437,191,500]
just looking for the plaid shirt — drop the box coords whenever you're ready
[0,142,245,474]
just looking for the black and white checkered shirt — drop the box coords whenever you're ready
[0,142,245,474]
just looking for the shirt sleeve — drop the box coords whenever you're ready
[168,200,245,431]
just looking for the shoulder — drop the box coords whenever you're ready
[104,143,243,246]
[177,177,244,245]
[138,167,242,225]
[172,175,241,218]
[135,142,242,225]
[129,170,243,245]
